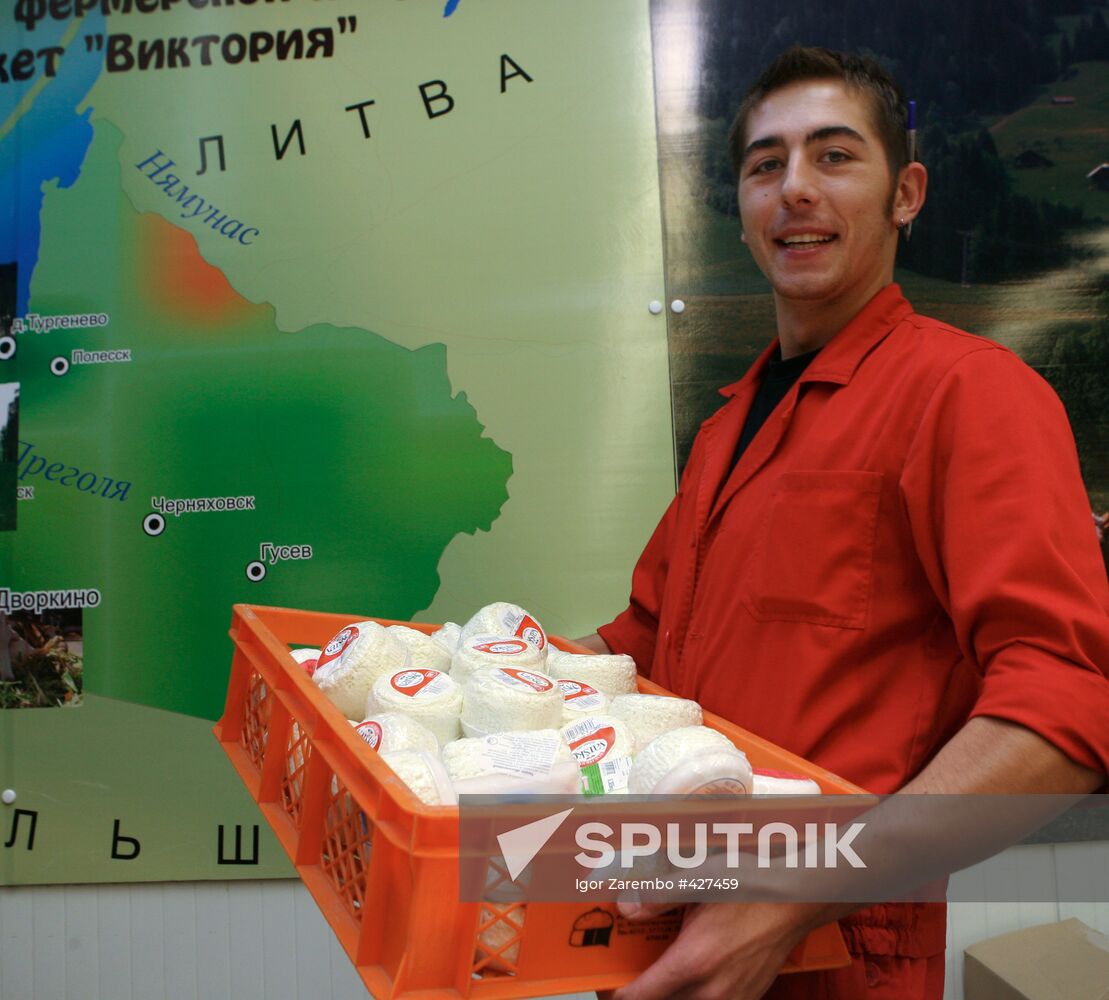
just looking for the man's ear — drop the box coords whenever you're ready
[893,161,927,228]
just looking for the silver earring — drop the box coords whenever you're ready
[897,217,907,230]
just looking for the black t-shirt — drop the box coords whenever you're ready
[731,345,821,470]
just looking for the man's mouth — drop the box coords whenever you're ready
[776,233,837,248]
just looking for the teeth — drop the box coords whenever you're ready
[782,234,834,245]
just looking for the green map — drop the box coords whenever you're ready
[2,0,673,883]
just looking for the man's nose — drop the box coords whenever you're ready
[780,157,819,208]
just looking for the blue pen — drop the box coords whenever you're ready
[905,100,917,240]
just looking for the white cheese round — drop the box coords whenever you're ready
[547,649,638,697]
[460,602,548,654]
[387,625,454,673]
[628,726,752,796]
[430,621,462,657]
[752,768,822,795]
[452,634,547,687]
[557,679,611,723]
[314,621,411,720]
[609,693,703,749]
[365,669,462,745]
[380,749,457,806]
[443,730,580,794]
[353,713,440,754]
[460,667,563,737]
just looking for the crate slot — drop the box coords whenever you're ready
[320,775,373,921]
[281,722,312,827]
[473,902,526,977]
[239,669,271,767]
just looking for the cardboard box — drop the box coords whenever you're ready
[964,918,1109,1000]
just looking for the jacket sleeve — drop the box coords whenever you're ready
[899,345,1109,778]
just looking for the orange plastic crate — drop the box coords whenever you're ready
[215,604,862,999]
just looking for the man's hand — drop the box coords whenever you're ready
[610,901,817,1000]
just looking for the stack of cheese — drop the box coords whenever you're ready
[303,602,778,807]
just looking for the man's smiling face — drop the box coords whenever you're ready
[738,79,902,320]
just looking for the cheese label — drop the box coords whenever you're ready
[473,638,531,656]
[690,776,750,796]
[482,733,559,777]
[354,720,383,751]
[580,755,632,795]
[390,669,448,698]
[495,668,554,693]
[568,726,617,765]
[513,614,547,650]
[558,679,607,711]
[316,625,359,672]
[496,607,547,649]
[753,767,806,781]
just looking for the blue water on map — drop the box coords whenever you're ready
[0,10,105,314]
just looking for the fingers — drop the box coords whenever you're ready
[617,898,683,921]
[611,938,702,1000]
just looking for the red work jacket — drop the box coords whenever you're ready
[599,284,1109,955]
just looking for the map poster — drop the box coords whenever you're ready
[1,0,674,884]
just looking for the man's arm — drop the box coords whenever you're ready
[611,717,1103,1000]
[573,632,612,654]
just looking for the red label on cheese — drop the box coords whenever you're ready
[558,680,599,701]
[497,668,553,692]
[316,625,359,671]
[390,669,441,697]
[513,614,547,649]
[300,657,319,678]
[569,726,616,765]
[753,767,806,781]
[354,720,383,750]
[474,639,530,656]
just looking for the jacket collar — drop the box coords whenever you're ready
[718,283,912,398]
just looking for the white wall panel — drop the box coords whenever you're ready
[226,880,264,1000]
[259,881,298,1000]
[193,883,232,1000]
[1,887,35,1000]
[62,884,98,1000]
[161,884,197,1000]
[31,887,66,1000]
[128,885,166,1000]
[96,884,132,1000]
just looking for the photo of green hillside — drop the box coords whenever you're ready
[652,0,1108,511]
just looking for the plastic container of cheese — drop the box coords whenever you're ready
[216,604,864,1000]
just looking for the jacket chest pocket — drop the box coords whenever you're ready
[742,470,882,629]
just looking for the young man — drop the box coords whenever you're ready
[581,47,1109,1000]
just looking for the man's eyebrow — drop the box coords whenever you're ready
[807,124,867,144]
[741,124,868,163]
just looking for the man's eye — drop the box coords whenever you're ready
[822,149,850,163]
[751,158,781,174]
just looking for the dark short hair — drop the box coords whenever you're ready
[727,46,910,179]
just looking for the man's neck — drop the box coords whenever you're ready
[773,277,892,359]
